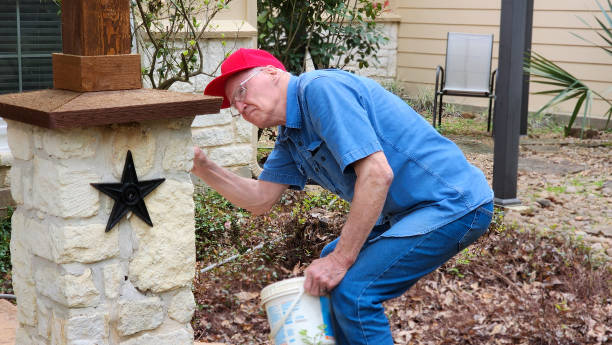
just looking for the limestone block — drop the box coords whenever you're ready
[6,120,34,160]
[12,273,37,326]
[50,223,119,264]
[34,267,100,307]
[235,118,255,144]
[118,327,193,345]
[24,217,53,263]
[111,123,156,178]
[208,144,253,167]
[117,297,164,336]
[9,210,32,279]
[63,269,100,308]
[168,80,196,93]
[36,301,50,339]
[191,113,231,128]
[32,157,100,218]
[129,180,195,293]
[168,288,196,323]
[103,262,124,299]
[63,311,109,344]
[165,117,194,130]
[14,326,32,345]
[231,165,252,179]
[9,163,33,206]
[192,126,234,147]
[0,151,13,167]
[41,127,99,159]
[162,137,194,172]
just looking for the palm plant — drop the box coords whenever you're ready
[525,0,612,137]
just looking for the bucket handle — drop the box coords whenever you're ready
[269,287,305,341]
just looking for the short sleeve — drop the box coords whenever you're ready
[259,139,306,190]
[303,77,382,172]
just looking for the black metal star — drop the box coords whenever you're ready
[91,150,165,232]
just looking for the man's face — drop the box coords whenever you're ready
[224,67,284,128]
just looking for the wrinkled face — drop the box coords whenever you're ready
[224,67,285,128]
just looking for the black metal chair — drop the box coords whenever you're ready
[433,32,497,132]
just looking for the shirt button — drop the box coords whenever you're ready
[314,167,320,173]
[298,141,303,146]
[321,156,326,161]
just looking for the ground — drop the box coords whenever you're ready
[0,113,610,344]
[191,113,611,345]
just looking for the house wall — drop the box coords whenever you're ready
[395,0,611,123]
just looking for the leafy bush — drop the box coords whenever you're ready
[0,208,13,292]
[525,0,612,136]
[257,0,389,74]
[194,189,251,261]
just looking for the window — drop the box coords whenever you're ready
[0,0,61,94]
[0,0,61,153]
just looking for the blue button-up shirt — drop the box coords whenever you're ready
[259,70,493,239]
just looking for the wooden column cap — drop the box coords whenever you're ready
[0,89,222,129]
[53,53,142,92]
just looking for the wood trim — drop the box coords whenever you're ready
[0,89,222,129]
[53,53,142,92]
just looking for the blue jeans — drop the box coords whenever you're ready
[320,202,494,345]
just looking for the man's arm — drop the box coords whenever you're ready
[191,146,288,215]
[304,151,393,295]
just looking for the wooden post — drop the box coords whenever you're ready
[53,0,141,92]
[62,0,131,55]
[492,0,534,206]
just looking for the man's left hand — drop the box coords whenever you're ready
[304,252,353,296]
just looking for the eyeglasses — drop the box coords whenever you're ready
[229,68,263,116]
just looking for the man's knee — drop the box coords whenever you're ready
[330,280,359,320]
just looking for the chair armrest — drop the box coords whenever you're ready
[435,65,445,93]
[490,69,498,96]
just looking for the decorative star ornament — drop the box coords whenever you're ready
[91,150,165,232]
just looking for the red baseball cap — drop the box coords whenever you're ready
[204,48,286,109]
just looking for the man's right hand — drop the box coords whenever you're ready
[192,146,210,175]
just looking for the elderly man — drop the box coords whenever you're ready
[193,48,493,345]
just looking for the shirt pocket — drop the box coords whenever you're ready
[303,140,340,193]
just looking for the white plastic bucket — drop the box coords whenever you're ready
[260,277,335,345]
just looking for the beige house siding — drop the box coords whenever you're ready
[395,0,611,121]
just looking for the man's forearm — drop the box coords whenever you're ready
[192,151,286,214]
[302,151,393,296]
[193,160,255,205]
[332,152,393,265]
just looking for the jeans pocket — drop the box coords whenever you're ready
[457,225,488,251]
[457,205,493,251]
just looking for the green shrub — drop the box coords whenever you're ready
[194,189,251,261]
[257,0,388,74]
[524,0,612,136]
[0,208,13,283]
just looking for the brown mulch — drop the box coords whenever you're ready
[192,128,612,345]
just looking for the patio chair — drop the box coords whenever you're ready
[433,32,497,131]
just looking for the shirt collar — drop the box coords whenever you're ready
[278,75,302,141]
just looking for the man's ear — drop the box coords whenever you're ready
[264,65,282,81]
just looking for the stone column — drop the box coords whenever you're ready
[1,0,222,342]
[7,116,201,345]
